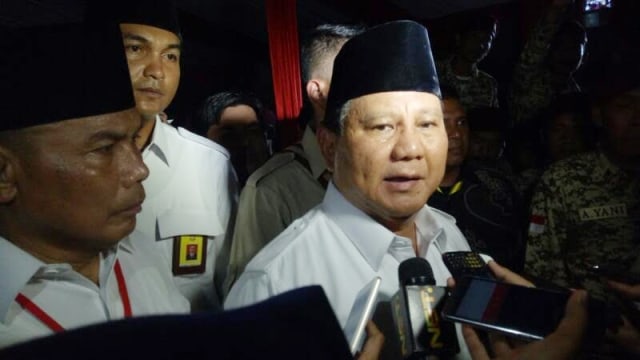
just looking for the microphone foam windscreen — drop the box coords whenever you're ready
[398,257,435,286]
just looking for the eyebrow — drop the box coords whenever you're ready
[88,129,129,144]
[363,108,441,120]
[122,33,149,43]
[122,33,182,52]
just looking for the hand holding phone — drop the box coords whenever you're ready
[461,290,590,360]
[442,276,571,341]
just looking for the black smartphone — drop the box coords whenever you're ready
[442,251,493,281]
[442,276,571,341]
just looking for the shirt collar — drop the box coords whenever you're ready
[301,127,327,179]
[0,237,133,320]
[322,183,449,271]
[0,237,44,320]
[322,183,394,271]
[143,115,171,167]
[594,150,637,183]
[414,206,451,257]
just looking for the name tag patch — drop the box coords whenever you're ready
[578,204,627,222]
[172,235,207,275]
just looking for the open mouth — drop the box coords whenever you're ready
[384,176,422,191]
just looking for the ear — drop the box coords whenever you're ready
[306,79,329,108]
[316,125,338,172]
[0,147,18,204]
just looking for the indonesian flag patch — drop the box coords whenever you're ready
[528,214,546,235]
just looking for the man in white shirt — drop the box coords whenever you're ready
[0,22,189,349]
[92,0,238,311]
[225,20,475,358]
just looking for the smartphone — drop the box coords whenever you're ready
[442,251,493,281]
[343,276,381,355]
[583,0,612,12]
[442,276,571,341]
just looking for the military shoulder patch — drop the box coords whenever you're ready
[528,214,546,236]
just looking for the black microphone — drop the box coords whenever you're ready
[391,257,459,359]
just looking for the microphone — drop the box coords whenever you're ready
[391,257,459,359]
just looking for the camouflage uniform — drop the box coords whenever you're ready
[509,6,581,127]
[428,161,527,272]
[525,151,640,301]
[437,58,499,110]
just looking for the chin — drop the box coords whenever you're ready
[136,105,165,119]
[387,200,426,218]
[104,221,136,243]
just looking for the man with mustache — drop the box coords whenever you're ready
[0,22,189,349]
[93,0,238,311]
[226,20,480,357]
[428,87,526,272]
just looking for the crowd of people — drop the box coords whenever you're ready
[1,0,638,359]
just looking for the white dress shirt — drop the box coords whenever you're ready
[225,182,478,359]
[131,117,238,311]
[0,236,189,349]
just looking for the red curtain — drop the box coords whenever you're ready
[266,0,302,146]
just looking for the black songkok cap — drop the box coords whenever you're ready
[89,0,181,36]
[1,22,135,131]
[323,20,441,133]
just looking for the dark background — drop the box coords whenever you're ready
[2,0,638,134]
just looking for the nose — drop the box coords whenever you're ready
[143,55,165,80]
[122,144,149,188]
[391,126,423,161]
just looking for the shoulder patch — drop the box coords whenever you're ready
[177,127,230,158]
[245,152,298,186]
[528,214,545,236]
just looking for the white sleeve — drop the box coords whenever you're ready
[223,270,274,310]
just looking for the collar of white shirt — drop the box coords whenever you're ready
[143,115,171,168]
[0,236,134,322]
[322,182,451,272]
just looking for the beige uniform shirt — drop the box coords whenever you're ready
[224,127,327,294]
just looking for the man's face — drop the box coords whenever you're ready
[331,91,447,223]
[442,98,469,168]
[10,109,149,252]
[602,89,640,159]
[208,105,269,183]
[549,31,586,80]
[458,24,496,63]
[120,23,181,120]
[547,113,586,162]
